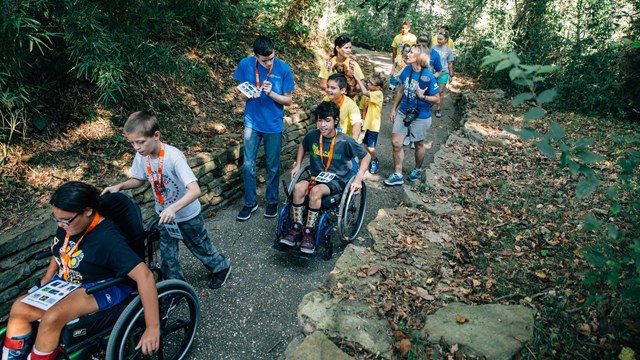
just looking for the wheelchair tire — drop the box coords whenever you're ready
[337,177,367,244]
[105,279,200,360]
[287,164,312,196]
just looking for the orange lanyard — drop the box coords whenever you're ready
[255,58,273,89]
[146,143,165,205]
[319,134,337,172]
[60,212,101,281]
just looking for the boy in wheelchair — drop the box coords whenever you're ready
[281,101,370,254]
[2,182,159,360]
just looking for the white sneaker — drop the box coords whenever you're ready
[403,137,410,146]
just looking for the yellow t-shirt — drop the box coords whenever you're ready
[431,36,455,51]
[391,33,417,51]
[322,96,362,137]
[363,90,383,133]
[318,56,365,80]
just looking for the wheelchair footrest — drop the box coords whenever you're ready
[272,242,316,258]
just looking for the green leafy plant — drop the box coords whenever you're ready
[482,47,640,307]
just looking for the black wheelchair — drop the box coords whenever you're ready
[274,164,367,260]
[0,192,200,360]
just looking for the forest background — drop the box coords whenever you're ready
[1,0,639,358]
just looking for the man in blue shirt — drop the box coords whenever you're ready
[233,36,295,220]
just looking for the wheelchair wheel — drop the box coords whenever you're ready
[105,280,200,360]
[287,164,312,196]
[337,177,367,244]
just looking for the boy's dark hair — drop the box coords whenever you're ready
[124,111,160,137]
[332,35,351,56]
[402,21,410,27]
[440,25,450,31]
[314,101,340,126]
[371,72,387,87]
[50,181,100,213]
[328,73,349,92]
[253,36,274,56]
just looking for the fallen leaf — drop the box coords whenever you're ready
[455,314,469,324]
[577,323,591,336]
[535,270,547,279]
[367,264,381,276]
[395,339,411,357]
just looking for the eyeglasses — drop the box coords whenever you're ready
[51,212,80,227]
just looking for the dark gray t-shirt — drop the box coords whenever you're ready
[303,129,367,188]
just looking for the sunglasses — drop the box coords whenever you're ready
[51,212,80,227]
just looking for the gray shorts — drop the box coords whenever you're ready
[392,110,432,142]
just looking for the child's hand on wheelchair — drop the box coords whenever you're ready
[350,179,363,192]
[136,326,160,355]
[290,164,300,179]
[158,206,177,224]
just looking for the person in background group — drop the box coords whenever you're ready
[431,25,455,51]
[356,72,386,174]
[384,46,440,187]
[318,35,365,94]
[233,36,295,221]
[387,22,417,103]
[323,73,362,142]
[386,43,411,104]
[432,31,455,118]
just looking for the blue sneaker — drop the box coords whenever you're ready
[407,168,423,182]
[384,173,404,186]
[370,158,379,174]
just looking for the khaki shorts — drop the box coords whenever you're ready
[392,110,432,142]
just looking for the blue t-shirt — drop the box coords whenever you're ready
[233,56,295,134]
[430,48,443,73]
[398,66,440,119]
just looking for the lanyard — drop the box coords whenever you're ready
[255,58,273,89]
[146,142,165,205]
[60,212,102,281]
[319,134,337,172]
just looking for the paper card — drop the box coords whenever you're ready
[164,222,184,239]
[236,82,260,98]
[21,279,81,311]
[315,171,336,183]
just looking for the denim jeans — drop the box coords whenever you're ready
[159,214,229,281]
[243,127,282,206]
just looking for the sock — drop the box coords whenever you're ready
[2,332,33,360]
[28,347,57,360]
[292,203,305,224]
[306,208,320,229]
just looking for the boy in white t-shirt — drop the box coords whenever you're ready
[102,111,231,289]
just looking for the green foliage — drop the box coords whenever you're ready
[484,48,640,309]
[449,0,638,120]
[0,0,321,143]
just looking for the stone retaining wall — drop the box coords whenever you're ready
[0,110,315,322]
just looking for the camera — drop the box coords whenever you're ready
[403,107,419,127]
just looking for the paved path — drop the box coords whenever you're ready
[176,46,459,359]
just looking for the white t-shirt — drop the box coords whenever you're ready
[130,143,200,222]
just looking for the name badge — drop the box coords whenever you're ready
[315,172,336,183]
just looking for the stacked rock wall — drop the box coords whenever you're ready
[0,110,315,322]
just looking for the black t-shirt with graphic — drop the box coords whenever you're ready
[50,218,142,284]
[302,129,368,188]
